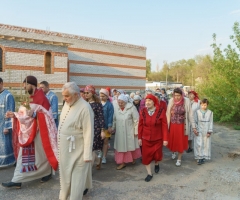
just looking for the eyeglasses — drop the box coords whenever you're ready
[84,92,89,94]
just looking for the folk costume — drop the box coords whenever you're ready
[0,89,15,167]
[46,90,58,127]
[11,88,58,183]
[167,97,195,153]
[194,109,213,160]
[138,94,168,165]
[58,97,94,200]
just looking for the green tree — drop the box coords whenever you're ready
[198,22,240,122]
[146,59,151,79]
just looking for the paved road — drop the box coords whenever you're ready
[0,124,240,200]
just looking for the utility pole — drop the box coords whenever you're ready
[164,60,168,89]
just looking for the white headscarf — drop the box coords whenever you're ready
[133,95,141,101]
[118,94,128,103]
[117,89,125,95]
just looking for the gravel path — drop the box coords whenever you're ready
[0,124,239,200]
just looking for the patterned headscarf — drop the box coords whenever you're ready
[188,90,199,103]
[84,85,96,94]
[173,88,184,105]
[117,89,125,95]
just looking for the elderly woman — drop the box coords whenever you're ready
[133,95,141,113]
[113,94,141,170]
[187,90,200,153]
[138,94,168,182]
[166,88,195,167]
[84,85,105,170]
[161,88,168,104]
[154,92,167,111]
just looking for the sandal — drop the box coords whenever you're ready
[116,164,126,170]
[176,160,181,167]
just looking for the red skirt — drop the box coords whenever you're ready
[168,123,188,153]
[142,139,163,165]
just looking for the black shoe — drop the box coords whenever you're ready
[197,160,202,165]
[2,182,22,189]
[201,158,205,164]
[154,164,160,173]
[186,148,193,153]
[40,174,52,183]
[145,174,153,182]
[83,189,88,195]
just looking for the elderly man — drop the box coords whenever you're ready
[0,78,15,168]
[2,76,58,189]
[58,82,94,200]
[39,81,58,127]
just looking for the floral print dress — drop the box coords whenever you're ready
[89,102,105,151]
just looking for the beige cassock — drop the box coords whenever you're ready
[113,102,139,152]
[58,98,94,200]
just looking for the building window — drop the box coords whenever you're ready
[45,52,52,74]
[0,47,3,72]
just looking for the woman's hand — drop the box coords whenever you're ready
[163,141,168,146]
[138,139,142,146]
[111,129,115,135]
[108,127,112,134]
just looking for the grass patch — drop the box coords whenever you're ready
[233,125,240,130]
[215,122,240,130]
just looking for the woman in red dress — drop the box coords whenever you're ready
[138,94,168,182]
[166,88,195,167]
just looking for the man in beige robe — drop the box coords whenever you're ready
[59,82,94,200]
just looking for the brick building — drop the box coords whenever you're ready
[0,24,146,94]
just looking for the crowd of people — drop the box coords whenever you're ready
[0,76,213,200]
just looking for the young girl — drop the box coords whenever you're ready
[193,98,213,165]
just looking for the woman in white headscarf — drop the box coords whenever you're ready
[112,94,141,170]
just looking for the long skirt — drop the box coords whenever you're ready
[115,149,141,164]
[142,139,163,165]
[168,123,188,153]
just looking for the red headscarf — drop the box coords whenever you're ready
[105,87,111,97]
[145,94,159,108]
[188,90,199,103]
[84,85,96,94]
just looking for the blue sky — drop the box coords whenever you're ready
[1,0,240,71]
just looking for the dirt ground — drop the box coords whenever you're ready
[0,124,240,200]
